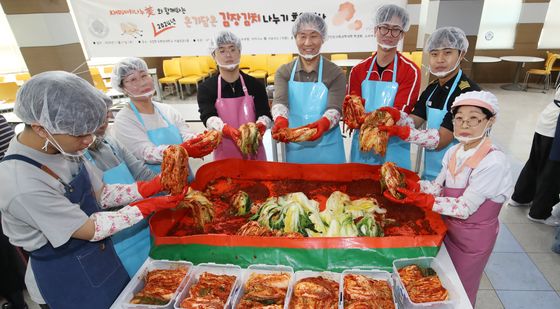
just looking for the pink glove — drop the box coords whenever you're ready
[131,189,187,217]
[388,188,435,211]
[306,117,331,141]
[222,124,241,143]
[181,137,213,158]
[378,106,401,122]
[136,175,163,198]
[377,125,411,140]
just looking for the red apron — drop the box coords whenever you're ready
[214,74,266,160]
[442,142,501,306]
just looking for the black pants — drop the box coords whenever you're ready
[0,224,27,309]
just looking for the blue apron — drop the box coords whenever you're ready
[84,143,150,278]
[2,154,129,309]
[423,70,462,180]
[350,54,410,168]
[129,101,183,173]
[286,57,345,163]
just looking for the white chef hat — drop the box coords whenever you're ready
[451,91,499,117]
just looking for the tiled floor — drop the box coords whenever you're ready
[17,83,560,308]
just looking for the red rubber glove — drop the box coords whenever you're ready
[271,116,289,135]
[389,188,435,211]
[137,175,163,198]
[306,117,331,141]
[181,138,213,158]
[378,106,401,122]
[222,124,241,143]
[256,122,266,137]
[131,188,187,217]
[377,125,411,140]
[383,178,420,201]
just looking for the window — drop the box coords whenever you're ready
[539,0,560,49]
[0,6,27,74]
[475,0,522,50]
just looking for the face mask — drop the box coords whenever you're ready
[125,88,155,99]
[298,52,320,60]
[88,135,104,151]
[42,129,94,159]
[429,52,462,78]
[454,121,491,144]
[378,43,398,50]
[216,61,239,71]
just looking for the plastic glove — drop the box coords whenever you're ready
[181,138,213,158]
[131,188,187,217]
[256,122,266,138]
[378,106,401,122]
[383,178,420,201]
[222,124,241,143]
[136,175,163,198]
[377,125,411,140]
[389,188,435,211]
[272,116,289,135]
[305,117,331,141]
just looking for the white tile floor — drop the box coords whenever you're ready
[18,82,560,308]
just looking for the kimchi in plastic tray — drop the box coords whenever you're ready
[393,257,457,308]
[232,264,294,309]
[287,270,342,308]
[173,263,242,309]
[120,259,193,309]
[340,269,397,309]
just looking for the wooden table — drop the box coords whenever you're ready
[500,56,544,91]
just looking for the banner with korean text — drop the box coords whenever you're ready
[69,0,406,57]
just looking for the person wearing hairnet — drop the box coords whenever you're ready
[346,4,420,168]
[111,57,215,173]
[197,31,272,160]
[0,71,187,309]
[509,85,560,226]
[385,91,513,306]
[378,27,480,180]
[271,12,346,163]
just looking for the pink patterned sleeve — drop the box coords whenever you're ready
[432,196,472,219]
[405,128,440,149]
[323,109,341,129]
[397,111,415,128]
[89,206,144,241]
[419,180,443,196]
[100,184,143,208]
[142,145,168,163]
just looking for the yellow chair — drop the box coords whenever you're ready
[0,76,5,83]
[91,74,108,92]
[159,59,182,97]
[103,66,113,74]
[523,52,558,91]
[239,55,253,73]
[89,67,100,76]
[401,52,413,61]
[0,82,20,103]
[196,57,213,78]
[198,56,217,75]
[15,73,30,82]
[266,54,293,85]
[178,57,205,98]
[331,53,348,61]
[549,53,560,88]
[248,54,268,82]
[410,51,423,68]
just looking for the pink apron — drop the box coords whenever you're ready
[214,74,266,160]
[442,141,501,306]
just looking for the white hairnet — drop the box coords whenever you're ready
[426,27,469,53]
[209,31,242,55]
[292,12,327,39]
[110,57,149,92]
[101,93,113,108]
[375,4,410,32]
[14,71,107,135]
[451,91,499,116]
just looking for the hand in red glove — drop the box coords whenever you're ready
[388,188,435,211]
[181,138,213,158]
[137,175,163,198]
[377,125,411,140]
[271,116,289,135]
[378,106,401,122]
[131,187,187,217]
[306,117,331,141]
[256,122,266,138]
[222,124,241,143]
[383,178,420,201]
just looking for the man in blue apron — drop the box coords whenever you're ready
[346,4,420,168]
[378,27,480,180]
[111,57,215,175]
[0,72,185,309]
[271,13,346,163]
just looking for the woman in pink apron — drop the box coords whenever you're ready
[197,31,272,160]
[386,91,514,306]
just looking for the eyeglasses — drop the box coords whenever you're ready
[377,25,403,38]
[452,117,486,128]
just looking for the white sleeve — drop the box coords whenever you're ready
[207,116,224,131]
[100,184,143,208]
[89,206,144,241]
[257,115,272,128]
[397,111,415,128]
[419,180,443,196]
[271,104,289,120]
[323,109,341,129]
[432,196,473,219]
[405,128,440,149]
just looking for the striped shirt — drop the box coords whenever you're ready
[0,115,15,160]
